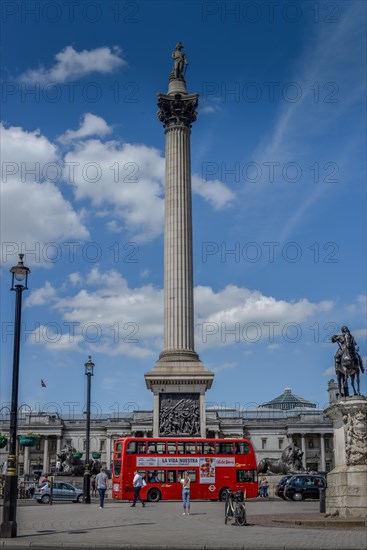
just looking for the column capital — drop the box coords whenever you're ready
[157,93,199,129]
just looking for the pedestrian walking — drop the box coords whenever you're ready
[180,471,191,515]
[96,467,108,509]
[259,475,269,497]
[131,470,145,507]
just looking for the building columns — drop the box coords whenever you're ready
[56,436,61,456]
[106,436,112,468]
[23,445,30,475]
[43,436,49,474]
[320,433,326,472]
[300,434,306,467]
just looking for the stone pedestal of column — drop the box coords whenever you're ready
[324,396,367,518]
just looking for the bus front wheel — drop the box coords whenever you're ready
[147,488,161,503]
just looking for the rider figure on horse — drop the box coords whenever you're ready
[332,326,365,397]
[334,326,358,373]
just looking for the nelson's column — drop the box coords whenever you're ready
[145,44,214,437]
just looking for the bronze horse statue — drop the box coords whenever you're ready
[332,334,365,397]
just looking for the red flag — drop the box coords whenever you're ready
[41,379,46,388]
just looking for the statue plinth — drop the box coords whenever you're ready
[324,396,367,518]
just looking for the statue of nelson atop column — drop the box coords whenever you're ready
[169,42,189,81]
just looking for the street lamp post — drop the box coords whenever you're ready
[0,254,30,538]
[83,356,94,504]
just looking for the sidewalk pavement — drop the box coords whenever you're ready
[0,498,365,549]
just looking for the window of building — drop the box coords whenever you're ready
[325,438,330,449]
[308,439,314,449]
[99,440,105,451]
[36,441,41,451]
[19,464,24,476]
[278,439,284,450]
[66,439,72,447]
[261,438,267,450]
[83,439,86,450]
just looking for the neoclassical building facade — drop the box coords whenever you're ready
[0,384,338,478]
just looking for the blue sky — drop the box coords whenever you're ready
[1,0,366,417]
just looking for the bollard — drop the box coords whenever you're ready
[319,487,326,513]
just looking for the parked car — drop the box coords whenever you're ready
[284,474,326,501]
[34,481,83,504]
[275,475,293,499]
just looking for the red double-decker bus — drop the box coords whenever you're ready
[112,437,258,502]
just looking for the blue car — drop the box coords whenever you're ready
[34,481,84,504]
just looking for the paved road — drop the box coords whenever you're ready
[0,499,365,549]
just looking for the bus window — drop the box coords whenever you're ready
[156,442,166,454]
[235,442,251,455]
[179,470,196,482]
[177,442,184,454]
[148,470,165,482]
[116,443,122,452]
[236,469,256,482]
[217,442,234,454]
[167,470,176,483]
[167,442,176,454]
[137,442,146,454]
[148,470,159,482]
[197,442,215,454]
[147,441,157,454]
[127,441,142,454]
[137,470,146,482]
[113,460,121,477]
[184,443,196,454]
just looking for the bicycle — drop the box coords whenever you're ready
[224,489,247,526]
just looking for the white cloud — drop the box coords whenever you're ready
[68,273,82,286]
[0,124,89,265]
[24,282,57,308]
[29,268,335,359]
[194,284,334,349]
[58,113,113,143]
[192,174,235,210]
[19,46,125,84]
[63,139,165,242]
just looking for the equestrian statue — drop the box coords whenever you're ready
[331,326,365,397]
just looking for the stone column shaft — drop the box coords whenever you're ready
[164,125,194,351]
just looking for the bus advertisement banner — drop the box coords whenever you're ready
[199,457,215,483]
[136,456,235,469]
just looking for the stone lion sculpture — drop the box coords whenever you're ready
[257,444,305,475]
